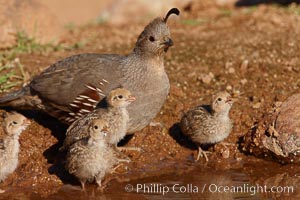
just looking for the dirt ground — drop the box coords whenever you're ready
[0,1,300,199]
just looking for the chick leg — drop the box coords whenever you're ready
[80,179,86,190]
[117,146,142,152]
[196,146,212,162]
[219,142,234,149]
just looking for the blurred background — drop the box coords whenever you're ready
[0,0,190,48]
[1,0,299,49]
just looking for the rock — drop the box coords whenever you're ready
[266,93,300,157]
[242,93,300,163]
[199,72,214,84]
[240,60,249,73]
[240,78,247,85]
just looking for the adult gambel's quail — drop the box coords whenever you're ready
[0,8,180,133]
[61,88,136,151]
[0,112,31,193]
[180,92,234,162]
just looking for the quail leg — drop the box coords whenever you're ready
[96,179,102,188]
[80,179,86,190]
[196,147,212,162]
[117,158,131,163]
[96,173,108,191]
[219,142,234,149]
[117,146,142,152]
[113,146,132,162]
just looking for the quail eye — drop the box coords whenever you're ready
[217,98,222,102]
[94,125,98,130]
[13,121,18,125]
[149,36,155,42]
[118,95,123,99]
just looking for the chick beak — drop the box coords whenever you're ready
[127,95,136,102]
[225,97,233,104]
[102,128,109,137]
[22,119,31,126]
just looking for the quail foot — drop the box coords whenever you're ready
[0,8,180,134]
[0,112,31,193]
[180,92,234,162]
[65,119,119,190]
[61,88,136,151]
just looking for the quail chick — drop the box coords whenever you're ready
[180,92,234,162]
[66,119,118,190]
[61,88,136,151]
[0,112,30,192]
[0,8,180,134]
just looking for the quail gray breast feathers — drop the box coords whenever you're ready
[61,88,135,151]
[65,119,119,190]
[180,92,234,162]
[0,112,30,192]
[0,8,180,134]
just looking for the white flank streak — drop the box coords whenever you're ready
[83,102,93,107]
[96,88,105,96]
[73,100,81,103]
[87,98,97,103]
[80,109,90,113]
[77,113,83,116]
[85,85,96,91]
[96,87,103,92]
[75,97,84,100]
[102,79,109,83]
[43,69,65,75]
[69,113,75,116]
[70,103,79,108]
[65,117,72,122]
[99,82,104,85]
[75,116,80,119]
[79,95,90,99]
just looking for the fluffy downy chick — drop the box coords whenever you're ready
[61,88,136,151]
[180,92,234,162]
[0,112,30,192]
[65,119,118,190]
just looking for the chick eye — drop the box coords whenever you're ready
[217,98,222,102]
[13,121,18,125]
[149,36,155,42]
[118,95,123,99]
[94,125,98,130]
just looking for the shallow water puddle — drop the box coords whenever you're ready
[4,163,297,200]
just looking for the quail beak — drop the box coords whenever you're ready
[161,38,174,47]
[103,131,108,137]
[22,119,31,126]
[160,38,173,52]
[102,127,109,137]
[127,95,136,102]
[225,97,235,104]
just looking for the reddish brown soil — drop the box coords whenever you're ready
[0,2,300,199]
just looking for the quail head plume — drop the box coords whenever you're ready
[180,92,234,162]
[0,8,180,134]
